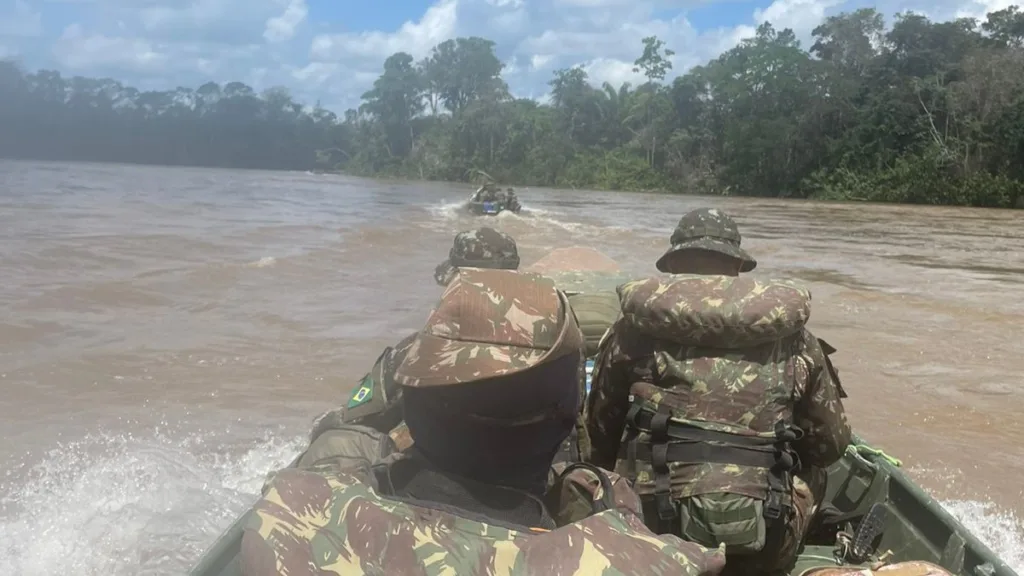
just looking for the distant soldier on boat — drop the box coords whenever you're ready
[465,170,522,215]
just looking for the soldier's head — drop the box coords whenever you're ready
[655,207,756,277]
[395,268,585,494]
[433,227,520,286]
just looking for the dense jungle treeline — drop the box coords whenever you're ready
[2,7,1024,207]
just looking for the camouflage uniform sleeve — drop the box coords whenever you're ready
[338,331,418,433]
[792,329,852,468]
[296,423,398,472]
[583,329,632,470]
[547,462,644,527]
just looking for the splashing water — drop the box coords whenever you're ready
[940,500,1024,571]
[1,424,1022,574]
[0,425,305,575]
[426,199,586,235]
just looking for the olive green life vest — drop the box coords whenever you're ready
[567,291,622,357]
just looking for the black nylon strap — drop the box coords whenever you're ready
[650,404,676,531]
[617,440,779,468]
[627,406,777,447]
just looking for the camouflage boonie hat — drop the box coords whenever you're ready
[655,207,757,273]
[434,227,520,286]
[395,268,584,388]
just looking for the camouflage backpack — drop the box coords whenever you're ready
[240,462,727,576]
[609,275,811,556]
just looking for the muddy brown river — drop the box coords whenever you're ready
[0,159,1021,574]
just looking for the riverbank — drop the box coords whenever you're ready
[313,163,1024,209]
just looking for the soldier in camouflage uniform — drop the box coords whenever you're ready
[334,228,594,461]
[332,226,520,449]
[584,208,851,576]
[433,226,520,286]
[241,269,728,576]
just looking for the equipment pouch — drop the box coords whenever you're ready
[679,492,767,555]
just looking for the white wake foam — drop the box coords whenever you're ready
[940,499,1024,572]
[427,200,586,234]
[0,426,304,576]
[1,428,1021,575]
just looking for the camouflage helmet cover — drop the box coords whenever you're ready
[655,207,757,273]
[434,227,520,286]
[395,268,584,388]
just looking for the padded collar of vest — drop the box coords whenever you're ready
[616,275,811,348]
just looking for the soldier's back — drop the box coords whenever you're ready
[240,460,727,576]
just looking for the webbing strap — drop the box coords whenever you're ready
[628,407,778,447]
[649,403,675,531]
[617,441,779,468]
[623,399,802,538]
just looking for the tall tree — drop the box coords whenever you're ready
[360,52,424,158]
[2,5,1024,208]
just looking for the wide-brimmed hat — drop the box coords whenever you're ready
[395,268,584,388]
[655,207,757,273]
[433,227,520,286]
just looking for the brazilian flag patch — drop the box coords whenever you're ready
[347,374,374,408]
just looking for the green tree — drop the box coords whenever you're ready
[2,6,1024,208]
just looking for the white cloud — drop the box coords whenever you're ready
[53,24,169,72]
[1,0,1005,113]
[310,0,458,61]
[264,0,308,43]
[530,53,553,70]
[583,57,645,87]
[956,0,1017,18]
[754,0,845,35]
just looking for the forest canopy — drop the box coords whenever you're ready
[2,6,1023,208]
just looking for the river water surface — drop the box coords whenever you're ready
[0,160,1022,574]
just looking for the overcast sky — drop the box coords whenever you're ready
[0,0,1014,112]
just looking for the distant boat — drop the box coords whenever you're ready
[463,185,522,216]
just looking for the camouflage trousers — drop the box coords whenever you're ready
[718,466,828,576]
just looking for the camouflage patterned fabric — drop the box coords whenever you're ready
[585,274,851,571]
[336,332,417,433]
[328,266,587,460]
[240,465,728,576]
[433,227,520,286]
[340,226,520,434]
[618,274,810,351]
[243,269,728,576]
[655,208,757,273]
[338,258,610,458]
[395,267,583,388]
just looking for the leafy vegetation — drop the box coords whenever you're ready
[2,7,1024,207]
